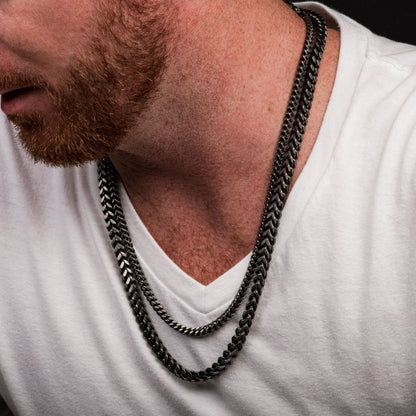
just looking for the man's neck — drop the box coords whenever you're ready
[110,1,340,285]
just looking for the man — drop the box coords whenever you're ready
[0,0,415,414]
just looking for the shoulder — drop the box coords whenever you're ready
[311,1,416,123]
[300,2,416,71]
[300,3,416,194]
[365,26,416,72]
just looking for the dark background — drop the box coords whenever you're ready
[299,0,415,44]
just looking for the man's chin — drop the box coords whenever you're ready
[11,119,119,168]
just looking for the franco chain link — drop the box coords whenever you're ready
[98,7,327,382]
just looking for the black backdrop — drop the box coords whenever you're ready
[299,0,415,44]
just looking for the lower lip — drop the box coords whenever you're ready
[1,88,51,115]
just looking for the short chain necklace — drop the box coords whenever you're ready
[98,5,327,382]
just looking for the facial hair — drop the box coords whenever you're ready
[1,2,174,167]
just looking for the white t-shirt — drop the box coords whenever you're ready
[1,3,416,415]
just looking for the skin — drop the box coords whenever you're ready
[0,0,340,285]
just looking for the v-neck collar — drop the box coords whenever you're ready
[120,184,252,314]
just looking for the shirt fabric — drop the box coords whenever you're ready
[1,3,416,415]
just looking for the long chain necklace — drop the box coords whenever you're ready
[98,5,327,382]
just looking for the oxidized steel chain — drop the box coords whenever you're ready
[98,10,317,340]
[105,8,318,340]
[98,7,327,382]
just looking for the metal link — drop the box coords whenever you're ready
[98,7,327,382]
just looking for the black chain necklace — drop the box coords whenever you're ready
[98,5,327,382]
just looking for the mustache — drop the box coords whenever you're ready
[0,71,50,93]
